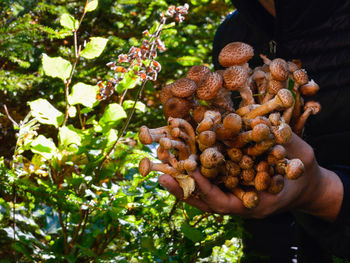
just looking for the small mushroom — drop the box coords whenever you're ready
[268,175,284,194]
[293,101,321,136]
[300,80,320,97]
[160,84,173,104]
[200,147,225,169]
[269,58,289,82]
[139,126,171,145]
[232,187,259,209]
[139,158,179,177]
[163,97,192,119]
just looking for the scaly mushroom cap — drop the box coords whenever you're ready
[276,89,294,108]
[287,61,299,73]
[252,69,266,82]
[239,155,254,170]
[196,72,223,100]
[198,130,216,147]
[242,191,259,209]
[186,65,211,85]
[304,101,321,115]
[251,123,271,142]
[138,126,153,145]
[160,84,173,104]
[268,79,285,95]
[300,80,320,96]
[223,65,249,90]
[218,42,254,67]
[293,69,309,85]
[200,147,225,169]
[270,58,288,81]
[255,171,271,191]
[163,97,191,119]
[269,145,287,160]
[225,176,239,190]
[227,148,243,163]
[226,161,241,177]
[170,78,197,98]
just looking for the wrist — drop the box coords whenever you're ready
[297,167,343,222]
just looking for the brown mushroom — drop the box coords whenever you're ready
[268,175,284,194]
[200,147,225,169]
[269,58,289,82]
[186,65,211,85]
[196,72,223,100]
[160,84,173,104]
[163,97,192,119]
[254,171,271,191]
[139,158,179,177]
[244,89,294,119]
[169,78,197,98]
[232,187,259,209]
[293,101,321,136]
[139,125,171,145]
[218,42,254,67]
[300,79,320,97]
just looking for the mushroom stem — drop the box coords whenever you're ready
[157,146,179,169]
[196,110,221,133]
[139,158,179,177]
[168,117,196,143]
[159,138,190,160]
[244,89,294,119]
[139,126,171,145]
[170,127,196,155]
[293,101,321,136]
[245,138,275,156]
[229,123,271,148]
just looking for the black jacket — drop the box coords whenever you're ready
[212,0,350,261]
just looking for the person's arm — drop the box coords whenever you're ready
[158,133,344,222]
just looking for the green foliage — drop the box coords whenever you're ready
[0,0,244,262]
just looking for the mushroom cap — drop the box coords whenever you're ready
[192,105,209,123]
[170,78,197,98]
[254,171,271,191]
[218,42,254,67]
[223,113,242,135]
[225,176,239,190]
[239,155,254,169]
[270,58,289,81]
[255,161,270,173]
[268,79,285,94]
[201,166,219,179]
[304,101,321,115]
[271,123,292,145]
[268,112,282,126]
[227,148,243,163]
[203,110,222,125]
[200,147,225,169]
[223,65,249,90]
[242,191,259,209]
[252,69,266,82]
[275,89,294,108]
[160,84,173,104]
[287,61,299,73]
[139,126,152,145]
[300,80,319,96]
[269,145,287,160]
[293,69,309,86]
[268,174,284,194]
[163,97,192,119]
[242,169,256,182]
[286,159,304,180]
[186,65,211,85]
[196,72,223,100]
[251,123,271,142]
[139,158,151,177]
[226,161,241,177]
[198,130,216,147]
[250,116,271,128]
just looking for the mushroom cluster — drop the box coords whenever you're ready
[138,42,321,208]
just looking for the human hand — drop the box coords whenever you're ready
[159,133,343,221]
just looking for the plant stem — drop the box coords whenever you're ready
[58,209,69,254]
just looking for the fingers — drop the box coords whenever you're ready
[158,174,213,212]
[284,133,317,167]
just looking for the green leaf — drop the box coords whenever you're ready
[31,135,57,159]
[149,21,160,35]
[60,13,79,30]
[80,37,108,59]
[42,54,72,81]
[176,56,202,66]
[68,82,99,108]
[122,100,146,113]
[85,0,98,12]
[181,222,205,243]
[184,203,202,220]
[28,99,64,127]
[116,71,140,93]
[59,125,84,149]
[99,103,127,127]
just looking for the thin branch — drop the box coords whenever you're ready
[3,105,18,127]
[58,209,69,254]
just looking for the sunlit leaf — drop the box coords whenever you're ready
[80,37,108,59]
[31,135,57,159]
[42,54,72,81]
[60,13,79,30]
[68,82,99,108]
[99,103,127,127]
[28,99,64,127]
[85,0,98,12]
[116,71,140,93]
[58,125,84,149]
[176,56,202,66]
[122,100,146,113]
